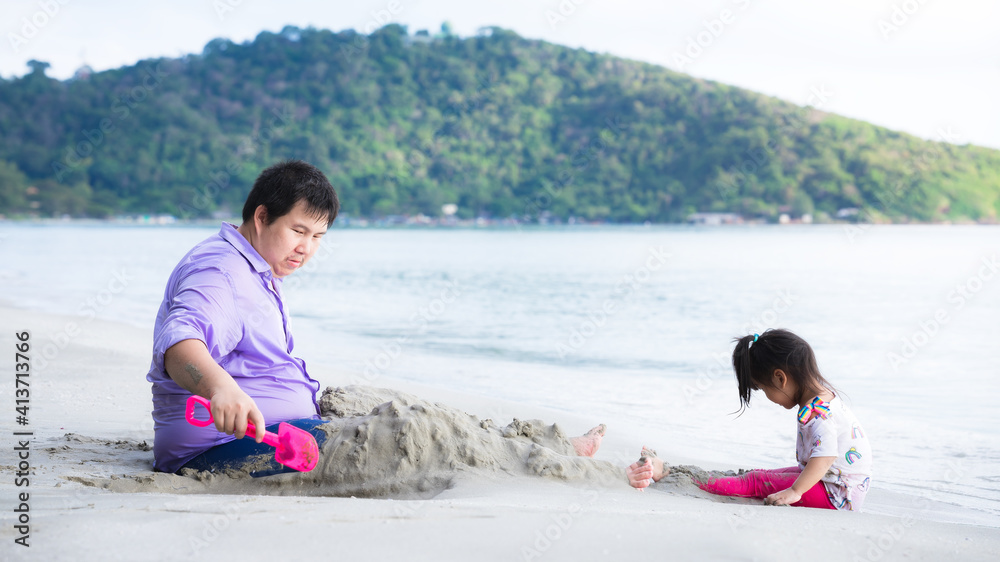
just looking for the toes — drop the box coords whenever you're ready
[587,424,607,437]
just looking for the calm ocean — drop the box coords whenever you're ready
[5,222,999,522]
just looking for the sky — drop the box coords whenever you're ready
[4,0,999,149]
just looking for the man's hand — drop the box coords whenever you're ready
[209,382,266,443]
[764,488,801,506]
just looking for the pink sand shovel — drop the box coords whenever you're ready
[185,395,319,472]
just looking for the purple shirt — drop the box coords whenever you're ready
[146,222,320,472]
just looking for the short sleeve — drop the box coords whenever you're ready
[803,417,839,459]
[152,267,243,373]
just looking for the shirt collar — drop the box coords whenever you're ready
[219,222,273,277]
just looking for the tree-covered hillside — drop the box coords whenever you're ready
[1,25,998,222]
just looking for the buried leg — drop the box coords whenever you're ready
[180,418,331,477]
[695,469,787,497]
[569,424,606,457]
[694,467,835,509]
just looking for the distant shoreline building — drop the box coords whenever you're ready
[686,212,743,226]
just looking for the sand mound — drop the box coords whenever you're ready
[62,385,627,498]
[647,464,758,505]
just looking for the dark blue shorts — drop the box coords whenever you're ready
[181,418,329,478]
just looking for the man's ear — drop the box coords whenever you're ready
[253,205,268,232]
[773,369,787,389]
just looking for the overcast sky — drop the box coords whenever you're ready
[4,0,999,149]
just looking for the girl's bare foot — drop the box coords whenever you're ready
[570,424,606,457]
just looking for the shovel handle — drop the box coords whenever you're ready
[185,395,214,427]
[185,395,278,446]
[245,418,280,448]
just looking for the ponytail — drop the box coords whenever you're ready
[731,334,757,415]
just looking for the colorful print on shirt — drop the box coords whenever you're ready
[795,396,873,511]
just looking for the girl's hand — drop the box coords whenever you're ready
[626,459,655,489]
[764,488,801,506]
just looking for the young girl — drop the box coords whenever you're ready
[627,328,873,511]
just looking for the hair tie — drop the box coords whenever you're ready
[748,333,759,349]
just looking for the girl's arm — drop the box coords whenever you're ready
[764,456,835,506]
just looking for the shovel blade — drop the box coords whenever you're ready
[273,422,319,472]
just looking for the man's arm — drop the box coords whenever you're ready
[164,338,265,443]
[764,456,836,506]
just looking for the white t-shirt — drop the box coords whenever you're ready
[795,395,873,511]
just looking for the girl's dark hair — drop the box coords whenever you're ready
[242,160,340,227]
[731,328,834,415]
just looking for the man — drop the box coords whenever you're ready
[146,160,338,474]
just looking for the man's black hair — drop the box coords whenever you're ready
[242,160,339,226]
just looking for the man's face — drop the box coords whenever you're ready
[254,200,328,278]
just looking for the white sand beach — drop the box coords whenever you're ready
[1,303,998,561]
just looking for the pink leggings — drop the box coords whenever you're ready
[695,466,835,509]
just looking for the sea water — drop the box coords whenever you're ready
[5,222,999,522]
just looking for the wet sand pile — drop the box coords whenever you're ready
[65,385,627,498]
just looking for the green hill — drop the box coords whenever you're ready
[1,25,998,222]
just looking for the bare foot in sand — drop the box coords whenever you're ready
[626,446,670,489]
[570,424,606,457]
